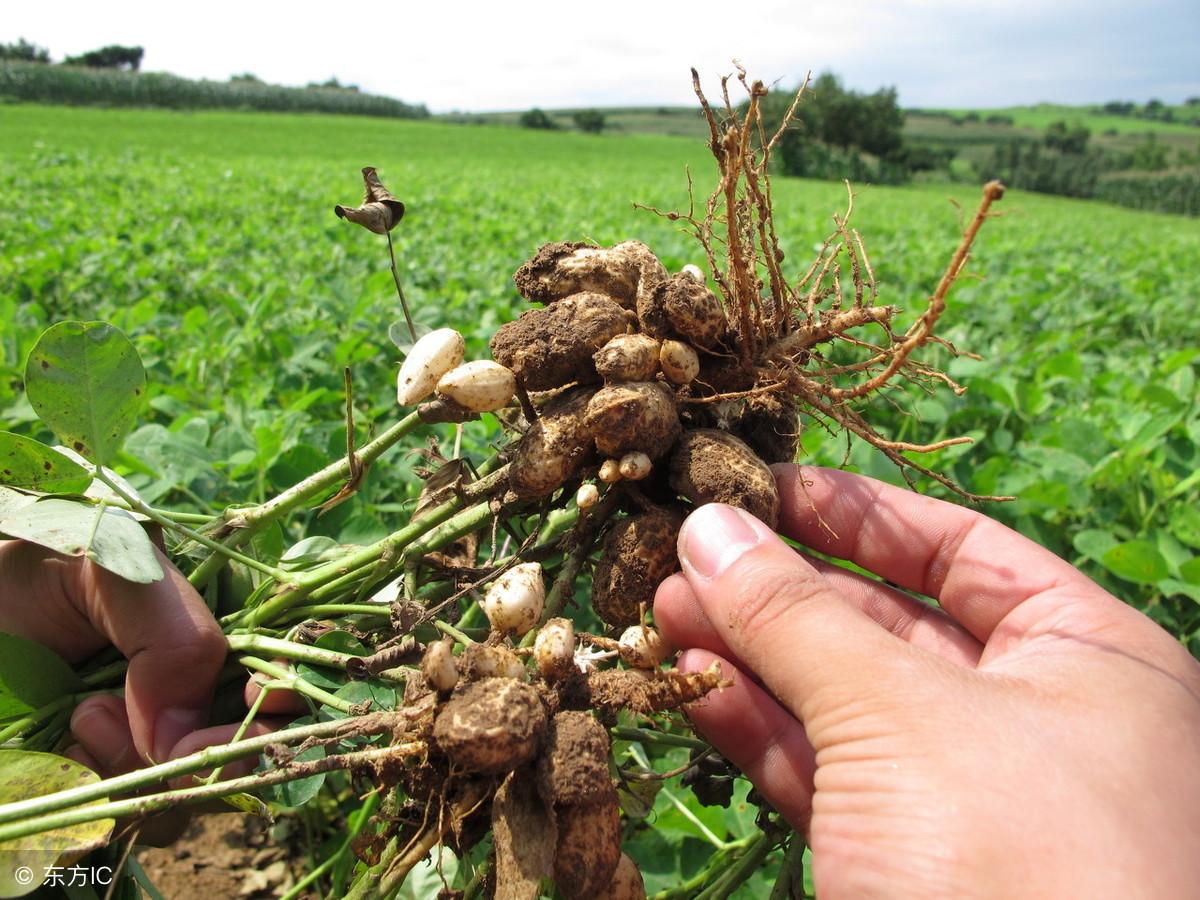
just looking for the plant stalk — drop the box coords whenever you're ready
[0,712,395,825]
[0,742,423,844]
[278,790,382,900]
[92,470,288,583]
[244,463,507,627]
[188,411,423,591]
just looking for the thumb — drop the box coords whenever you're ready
[677,503,935,730]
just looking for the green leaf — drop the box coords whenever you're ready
[0,499,163,584]
[1072,528,1118,562]
[1179,557,1200,585]
[0,633,84,719]
[0,751,114,898]
[297,631,366,691]
[24,322,146,465]
[323,680,395,718]
[1100,541,1169,585]
[1169,506,1200,550]
[269,744,326,808]
[1124,411,1182,455]
[279,536,342,572]
[0,433,92,494]
[0,488,37,518]
[1159,579,1200,605]
[220,791,274,821]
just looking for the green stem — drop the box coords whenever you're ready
[662,785,729,849]
[243,463,507,627]
[236,656,355,713]
[0,712,396,825]
[279,791,382,900]
[226,634,400,681]
[692,831,773,900]
[0,743,420,844]
[461,858,491,900]
[649,836,756,900]
[93,470,287,583]
[276,603,393,620]
[433,620,476,646]
[385,230,418,343]
[188,411,423,591]
[769,833,807,900]
[69,494,213,525]
[0,690,116,745]
[81,660,129,687]
[203,680,271,785]
[344,835,400,900]
[612,726,710,751]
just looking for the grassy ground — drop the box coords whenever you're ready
[2,101,1199,892]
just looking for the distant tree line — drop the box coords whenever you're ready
[1,38,142,70]
[0,38,427,118]
[752,72,935,185]
[64,45,144,71]
[0,38,49,63]
[1099,98,1199,126]
[518,107,607,134]
[980,120,1199,215]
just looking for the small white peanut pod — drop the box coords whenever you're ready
[576,483,600,510]
[422,637,459,691]
[436,360,516,412]
[618,624,670,669]
[618,451,652,481]
[397,328,465,405]
[482,562,545,636]
[470,644,527,680]
[681,264,705,283]
[659,340,700,385]
[534,617,576,680]
[598,459,623,484]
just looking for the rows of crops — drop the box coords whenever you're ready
[1,102,1199,892]
[0,63,428,118]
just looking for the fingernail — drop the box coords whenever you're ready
[681,504,762,579]
[71,703,137,772]
[153,707,206,763]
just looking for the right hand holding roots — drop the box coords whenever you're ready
[655,464,1200,898]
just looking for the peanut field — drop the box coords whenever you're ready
[1,102,1199,896]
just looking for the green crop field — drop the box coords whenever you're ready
[3,101,1198,631]
[932,103,1200,135]
[2,103,1200,893]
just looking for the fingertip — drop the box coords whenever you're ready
[655,573,721,654]
[672,650,816,828]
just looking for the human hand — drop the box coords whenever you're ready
[0,541,291,778]
[654,465,1200,898]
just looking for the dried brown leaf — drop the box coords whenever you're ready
[334,166,405,234]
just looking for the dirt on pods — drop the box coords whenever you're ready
[490,292,631,390]
[669,429,780,529]
[592,506,686,626]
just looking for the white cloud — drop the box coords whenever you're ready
[3,0,1197,110]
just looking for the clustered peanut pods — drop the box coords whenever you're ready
[391,237,788,898]
[490,240,787,626]
[342,67,1002,894]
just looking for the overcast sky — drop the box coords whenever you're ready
[6,1,1198,112]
